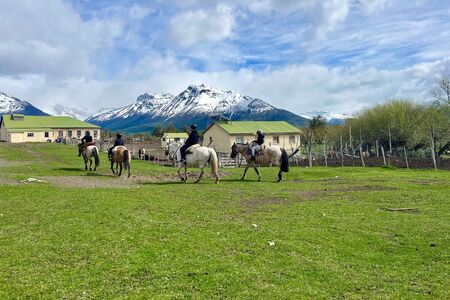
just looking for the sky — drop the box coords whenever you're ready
[0,0,449,115]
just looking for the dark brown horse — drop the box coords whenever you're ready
[111,146,131,178]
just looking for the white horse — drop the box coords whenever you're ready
[166,142,219,183]
[77,143,100,171]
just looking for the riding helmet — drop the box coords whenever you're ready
[86,131,91,135]
[116,133,122,139]
[190,124,197,130]
[257,130,263,135]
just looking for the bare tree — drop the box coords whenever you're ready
[431,74,450,104]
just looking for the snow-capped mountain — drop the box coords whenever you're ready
[300,111,351,125]
[50,104,89,120]
[0,91,48,116]
[87,84,308,133]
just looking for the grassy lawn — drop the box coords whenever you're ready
[0,143,449,298]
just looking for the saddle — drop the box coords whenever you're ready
[85,142,96,147]
[186,144,201,154]
[246,144,265,156]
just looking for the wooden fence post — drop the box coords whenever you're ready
[323,140,328,167]
[360,144,365,167]
[340,132,344,167]
[403,146,409,169]
[430,127,437,170]
[381,146,387,166]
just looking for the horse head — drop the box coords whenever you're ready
[166,142,181,160]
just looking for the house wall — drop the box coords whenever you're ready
[1,127,100,143]
[202,124,233,152]
[203,124,301,153]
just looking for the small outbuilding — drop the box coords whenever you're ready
[202,121,301,153]
[0,114,100,143]
[161,132,188,149]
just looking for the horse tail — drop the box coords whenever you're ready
[280,148,289,173]
[209,149,219,180]
[93,147,100,167]
[123,149,130,170]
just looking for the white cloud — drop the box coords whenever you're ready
[128,3,154,20]
[2,55,448,116]
[0,0,122,78]
[169,5,236,47]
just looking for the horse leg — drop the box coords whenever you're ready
[115,163,119,175]
[254,167,261,181]
[277,169,283,182]
[241,166,249,180]
[89,159,92,171]
[118,163,122,177]
[177,164,184,182]
[84,158,88,170]
[195,166,204,183]
[111,161,115,174]
[184,164,188,182]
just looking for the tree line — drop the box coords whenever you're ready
[303,74,450,160]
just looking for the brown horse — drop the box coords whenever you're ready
[230,143,289,182]
[111,146,131,178]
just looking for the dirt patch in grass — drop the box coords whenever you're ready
[240,185,397,212]
[0,177,18,185]
[408,179,450,186]
[297,185,396,197]
[40,170,230,188]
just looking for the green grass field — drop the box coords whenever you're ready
[0,143,449,299]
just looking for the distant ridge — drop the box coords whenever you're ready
[0,92,48,116]
[86,84,309,133]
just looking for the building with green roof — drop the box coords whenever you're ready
[161,132,189,149]
[0,114,100,143]
[203,121,301,153]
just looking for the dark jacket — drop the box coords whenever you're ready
[113,138,125,147]
[255,133,265,145]
[81,134,93,143]
[185,130,199,146]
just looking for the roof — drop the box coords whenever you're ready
[208,121,301,135]
[163,132,188,138]
[1,115,100,130]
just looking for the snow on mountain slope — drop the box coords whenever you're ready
[0,91,48,116]
[88,93,173,122]
[50,104,89,120]
[88,84,276,123]
[86,84,309,132]
[300,111,351,121]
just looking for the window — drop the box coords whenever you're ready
[162,138,166,142]
[273,136,280,144]
[58,131,63,137]
[93,130,98,137]
[27,133,34,137]
[68,130,72,137]
[77,130,81,137]
[289,135,296,143]
[236,136,244,144]
[45,132,49,138]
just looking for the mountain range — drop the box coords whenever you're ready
[0,92,48,116]
[1,86,349,132]
[86,84,311,133]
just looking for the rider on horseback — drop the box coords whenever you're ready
[78,131,94,156]
[250,130,265,161]
[180,124,199,163]
[108,133,125,161]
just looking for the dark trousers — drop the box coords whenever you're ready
[180,144,190,160]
